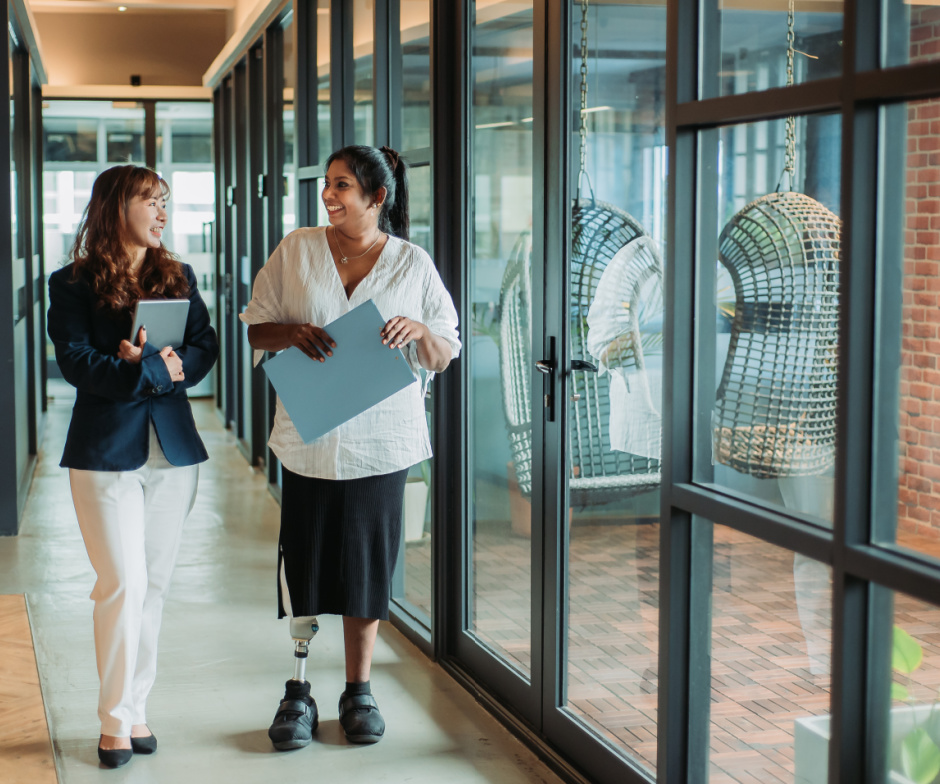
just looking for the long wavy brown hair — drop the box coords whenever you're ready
[70,165,189,310]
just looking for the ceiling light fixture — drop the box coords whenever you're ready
[118,5,127,11]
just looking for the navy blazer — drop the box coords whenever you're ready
[47,262,220,471]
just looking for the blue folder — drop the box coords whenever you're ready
[262,299,417,443]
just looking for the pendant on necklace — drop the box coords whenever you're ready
[340,256,348,264]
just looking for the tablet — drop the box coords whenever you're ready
[130,299,190,349]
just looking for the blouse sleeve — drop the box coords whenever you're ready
[405,249,461,395]
[239,238,288,366]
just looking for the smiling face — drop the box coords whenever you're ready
[322,159,381,236]
[124,184,167,263]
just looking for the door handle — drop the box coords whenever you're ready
[571,359,598,372]
[535,359,554,375]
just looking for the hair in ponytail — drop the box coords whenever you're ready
[325,145,410,241]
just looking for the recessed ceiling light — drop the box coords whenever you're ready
[118,5,127,11]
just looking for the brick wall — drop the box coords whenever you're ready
[898,7,940,542]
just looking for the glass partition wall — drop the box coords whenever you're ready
[467,0,535,678]
[42,100,216,396]
[561,2,666,771]
[204,0,940,782]
[2,20,44,535]
[398,1,434,621]
[667,0,940,782]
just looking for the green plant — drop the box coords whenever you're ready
[471,301,501,347]
[418,408,432,486]
[893,625,940,784]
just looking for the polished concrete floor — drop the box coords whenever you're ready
[0,384,564,784]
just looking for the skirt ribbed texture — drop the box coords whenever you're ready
[277,466,408,621]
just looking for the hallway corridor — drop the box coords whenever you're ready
[0,384,562,784]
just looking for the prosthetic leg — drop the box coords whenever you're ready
[268,616,320,750]
[289,616,319,683]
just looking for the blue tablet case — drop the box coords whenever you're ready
[262,299,417,443]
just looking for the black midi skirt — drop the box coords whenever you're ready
[277,466,409,621]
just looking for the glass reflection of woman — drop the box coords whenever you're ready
[47,165,219,769]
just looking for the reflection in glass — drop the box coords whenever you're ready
[470,0,534,675]
[10,51,17,266]
[879,99,940,562]
[703,524,832,784]
[713,0,842,98]
[41,101,147,265]
[10,46,27,487]
[41,100,216,395]
[154,103,215,258]
[699,115,841,528]
[315,179,330,227]
[158,101,216,397]
[155,103,215,257]
[401,0,430,150]
[283,15,296,237]
[44,121,97,162]
[317,0,331,164]
[158,102,213,165]
[882,591,940,784]
[106,119,145,163]
[403,397,433,619]
[42,170,96,263]
[885,1,940,69]
[353,0,374,146]
[408,164,431,253]
[403,163,433,617]
[561,1,666,772]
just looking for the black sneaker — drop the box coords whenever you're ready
[268,680,319,750]
[338,692,385,744]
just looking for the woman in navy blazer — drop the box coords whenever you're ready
[47,165,218,768]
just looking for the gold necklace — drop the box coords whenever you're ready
[333,226,383,264]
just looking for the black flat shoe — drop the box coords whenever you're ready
[131,732,157,754]
[268,680,318,751]
[338,692,385,744]
[97,738,133,769]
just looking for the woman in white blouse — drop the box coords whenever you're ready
[241,145,460,749]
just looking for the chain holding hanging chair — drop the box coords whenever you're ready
[711,0,841,479]
[497,0,662,505]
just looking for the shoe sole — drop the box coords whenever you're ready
[272,737,312,751]
[345,733,383,744]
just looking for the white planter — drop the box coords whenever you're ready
[795,705,938,784]
[403,478,429,542]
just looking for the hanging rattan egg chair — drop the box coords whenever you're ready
[497,0,662,505]
[711,0,842,480]
[498,200,663,505]
[712,190,841,479]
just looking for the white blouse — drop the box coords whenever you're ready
[239,227,461,480]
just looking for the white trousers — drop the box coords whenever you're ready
[69,426,198,737]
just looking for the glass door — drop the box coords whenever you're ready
[462,0,537,711]
[155,101,216,398]
[549,1,666,779]
[458,1,668,781]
